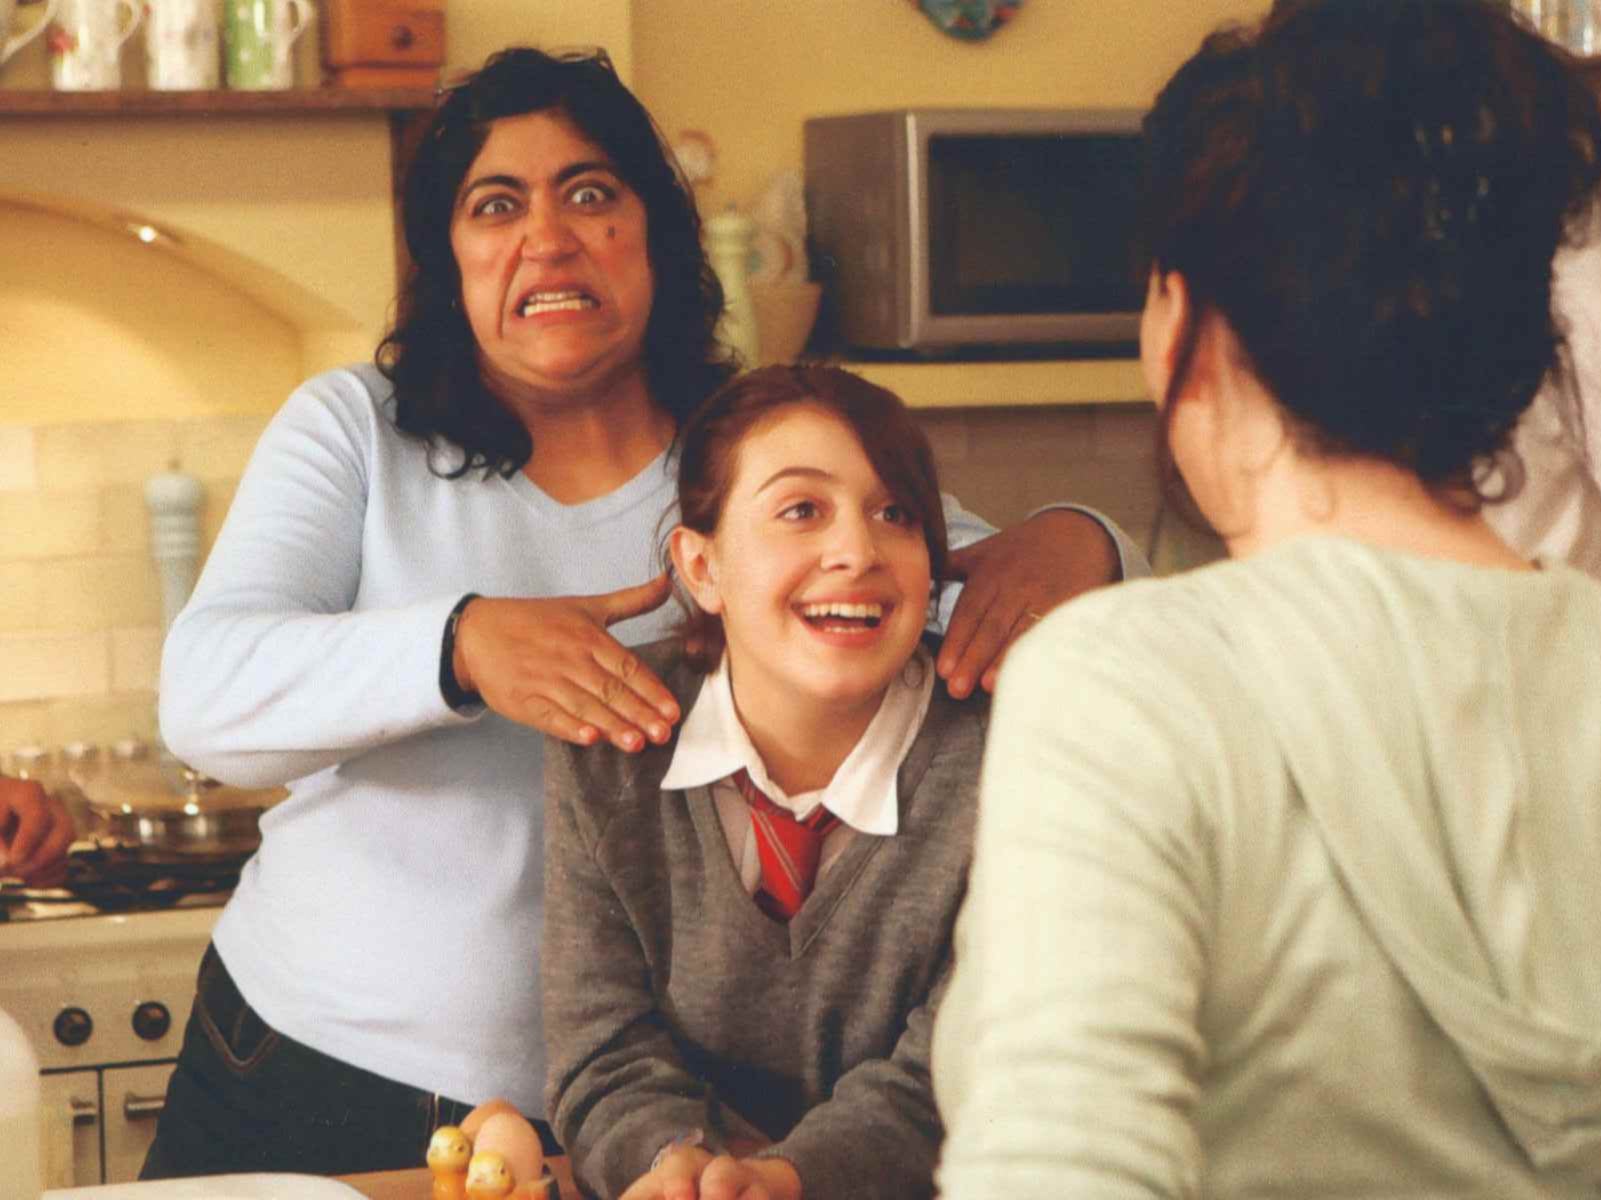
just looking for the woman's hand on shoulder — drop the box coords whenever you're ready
[0,776,75,886]
[450,574,681,752]
[937,508,1119,698]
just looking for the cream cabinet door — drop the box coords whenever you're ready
[102,1061,175,1184]
[40,1068,101,1189]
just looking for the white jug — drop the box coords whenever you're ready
[0,0,60,68]
[0,1006,43,1199]
[49,0,144,90]
[145,0,221,90]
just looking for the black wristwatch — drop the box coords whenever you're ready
[439,592,483,711]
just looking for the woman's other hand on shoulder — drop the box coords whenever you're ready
[450,575,681,752]
[937,508,1119,697]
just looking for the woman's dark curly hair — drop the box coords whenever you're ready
[1143,0,1601,497]
[376,47,735,478]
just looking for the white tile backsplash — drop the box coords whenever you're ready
[1,416,244,744]
[0,427,38,493]
[0,631,110,703]
[0,492,101,559]
[0,561,42,631]
[33,422,181,492]
[178,414,271,480]
[111,627,163,693]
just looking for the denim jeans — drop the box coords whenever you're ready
[141,942,559,1179]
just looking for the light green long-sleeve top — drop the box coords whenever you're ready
[934,535,1601,1199]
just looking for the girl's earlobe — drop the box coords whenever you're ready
[668,526,723,614]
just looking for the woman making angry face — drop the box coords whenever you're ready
[450,110,659,436]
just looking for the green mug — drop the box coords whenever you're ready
[224,0,312,90]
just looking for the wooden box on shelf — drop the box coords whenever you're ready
[323,0,445,89]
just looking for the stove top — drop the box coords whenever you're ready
[0,842,242,921]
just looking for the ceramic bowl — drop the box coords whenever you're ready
[751,281,823,365]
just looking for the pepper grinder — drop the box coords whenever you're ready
[146,466,203,762]
[704,207,761,369]
[146,466,204,636]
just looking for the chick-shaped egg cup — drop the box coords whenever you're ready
[431,1100,554,1199]
[466,1149,516,1200]
[426,1125,472,1200]
[472,1111,545,1191]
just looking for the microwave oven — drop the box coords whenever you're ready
[803,108,1146,355]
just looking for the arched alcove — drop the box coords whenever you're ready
[0,200,315,423]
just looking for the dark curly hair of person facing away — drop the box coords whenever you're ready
[376,47,733,478]
[1142,0,1601,496]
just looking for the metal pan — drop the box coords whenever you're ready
[79,760,285,858]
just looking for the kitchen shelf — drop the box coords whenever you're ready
[849,357,1148,409]
[0,86,436,116]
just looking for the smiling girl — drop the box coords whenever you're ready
[541,365,986,1200]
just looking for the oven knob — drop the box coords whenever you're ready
[53,1006,93,1047]
[132,1001,172,1041]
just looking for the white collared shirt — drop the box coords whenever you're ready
[659,645,936,894]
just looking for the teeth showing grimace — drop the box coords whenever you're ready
[519,290,598,317]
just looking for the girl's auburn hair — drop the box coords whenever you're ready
[665,364,949,672]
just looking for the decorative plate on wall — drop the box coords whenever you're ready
[914,0,1024,41]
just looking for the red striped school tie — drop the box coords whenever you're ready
[733,768,841,923]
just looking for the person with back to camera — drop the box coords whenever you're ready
[541,364,985,1200]
[933,2,1601,1197]
[139,46,1148,1179]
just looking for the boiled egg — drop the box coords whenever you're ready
[460,1097,521,1141]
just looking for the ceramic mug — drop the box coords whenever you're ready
[48,0,143,90]
[223,0,309,90]
[144,0,219,89]
[1,0,62,68]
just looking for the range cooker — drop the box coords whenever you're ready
[1,867,225,1187]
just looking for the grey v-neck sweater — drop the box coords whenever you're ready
[543,639,987,1200]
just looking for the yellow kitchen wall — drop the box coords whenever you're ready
[632,0,1268,215]
[445,0,633,82]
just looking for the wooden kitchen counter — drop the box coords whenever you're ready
[340,1160,577,1199]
